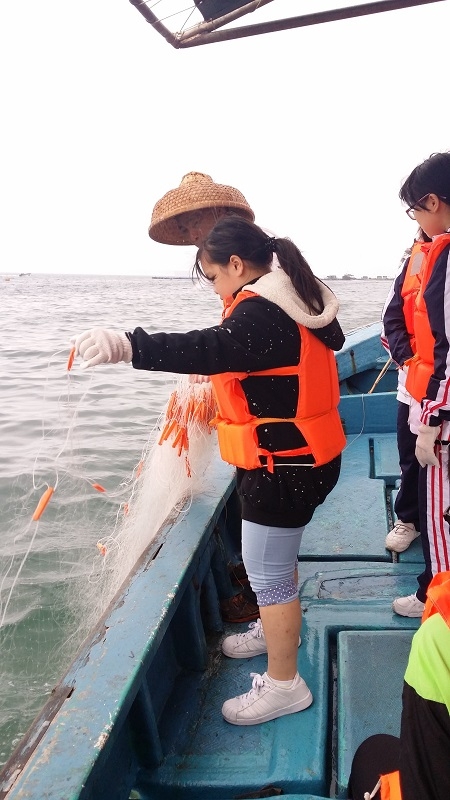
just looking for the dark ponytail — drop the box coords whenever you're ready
[193,215,324,314]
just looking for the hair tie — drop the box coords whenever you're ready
[265,236,277,253]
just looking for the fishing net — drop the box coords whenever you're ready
[0,363,219,765]
[75,376,219,631]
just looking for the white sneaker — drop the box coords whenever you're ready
[221,618,301,659]
[392,594,425,618]
[222,671,313,726]
[385,521,420,552]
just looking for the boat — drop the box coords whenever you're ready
[0,320,424,800]
[2,3,443,796]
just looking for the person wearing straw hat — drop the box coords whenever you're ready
[72,214,345,724]
[149,171,260,625]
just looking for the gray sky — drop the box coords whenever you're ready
[0,1,448,278]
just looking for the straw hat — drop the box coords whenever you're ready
[149,172,255,245]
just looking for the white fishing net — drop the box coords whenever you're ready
[0,365,219,765]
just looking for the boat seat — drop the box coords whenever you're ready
[301,436,391,561]
[336,630,415,796]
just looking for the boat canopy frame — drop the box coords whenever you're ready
[128,0,446,48]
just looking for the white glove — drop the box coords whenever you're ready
[72,329,132,369]
[415,424,440,468]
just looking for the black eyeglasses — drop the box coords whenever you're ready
[405,194,430,220]
[405,193,449,220]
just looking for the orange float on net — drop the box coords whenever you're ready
[32,486,54,521]
[96,542,107,557]
[172,427,185,450]
[67,347,76,371]
[158,418,178,445]
[166,392,177,419]
[91,483,106,493]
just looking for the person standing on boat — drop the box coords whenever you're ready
[390,152,450,618]
[381,230,432,556]
[149,171,260,625]
[72,215,345,725]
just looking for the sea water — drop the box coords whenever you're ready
[0,274,392,765]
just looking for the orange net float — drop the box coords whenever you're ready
[158,418,178,446]
[67,347,76,371]
[32,486,55,521]
[156,384,218,474]
[91,483,106,493]
[96,542,107,557]
[171,427,185,450]
[166,392,177,419]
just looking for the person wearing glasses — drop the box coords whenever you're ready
[381,234,429,559]
[387,152,450,618]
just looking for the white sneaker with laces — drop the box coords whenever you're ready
[221,618,301,659]
[222,671,313,725]
[385,521,420,552]
[392,593,425,618]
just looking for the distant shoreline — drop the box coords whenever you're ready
[150,275,393,281]
[1,273,394,281]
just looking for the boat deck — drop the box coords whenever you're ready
[134,430,422,800]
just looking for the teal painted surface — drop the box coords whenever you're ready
[372,434,402,483]
[336,323,386,382]
[301,435,392,561]
[338,392,398,435]
[1,325,425,800]
[337,631,415,797]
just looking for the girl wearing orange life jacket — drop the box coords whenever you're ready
[381,233,432,557]
[391,152,450,620]
[73,215,345,726]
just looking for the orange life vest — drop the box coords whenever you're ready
[405,234,450,402]
[372,770,402,800]
[421,570,450,625]
[210,289,346,472]
[401,240,431,351]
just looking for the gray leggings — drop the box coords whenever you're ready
[241,520,305,607]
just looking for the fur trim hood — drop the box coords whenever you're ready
[243,269,339,329]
